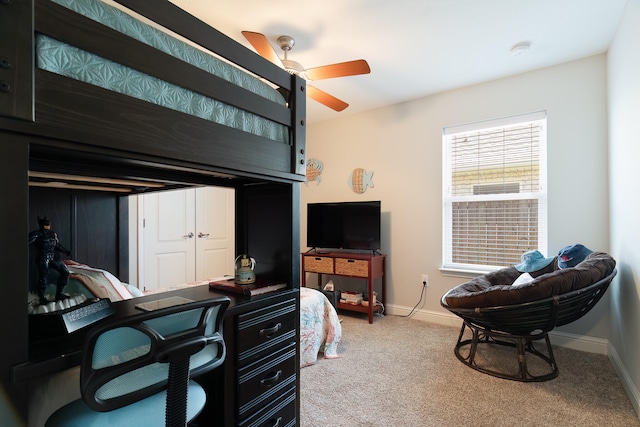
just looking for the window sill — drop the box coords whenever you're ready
[439,267,490,279]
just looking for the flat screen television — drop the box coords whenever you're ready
[306,201,381,252]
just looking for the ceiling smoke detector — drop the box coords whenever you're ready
[511,41,531,57]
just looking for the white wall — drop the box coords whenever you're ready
[304,54,611,341]
[607,0,640,415]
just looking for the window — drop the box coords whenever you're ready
[442,111,547,271]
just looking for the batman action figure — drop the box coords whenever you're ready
[29,216,71,306]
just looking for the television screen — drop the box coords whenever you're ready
[306,201,381,251]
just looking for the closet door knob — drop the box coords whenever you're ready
[198,232,210,238]
[182,232,194,239]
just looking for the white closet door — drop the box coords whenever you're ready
[141,187,234,291]
[142,189,196,291]
[195,187,235,280]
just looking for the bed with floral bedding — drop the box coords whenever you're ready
[299,287,342,367]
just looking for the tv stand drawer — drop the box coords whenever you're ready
[335,258,368,277]
[303,256,334,274]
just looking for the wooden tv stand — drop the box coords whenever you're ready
[301,252,386,323]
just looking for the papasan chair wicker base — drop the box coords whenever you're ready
[441,251,617,382]
[453,320,559,382]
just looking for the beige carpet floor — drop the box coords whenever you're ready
[300,313,640,427]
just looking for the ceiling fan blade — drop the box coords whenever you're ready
[307,85,349,112]
[305,59,370,81]
[241,31,283,67]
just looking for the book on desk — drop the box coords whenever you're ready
[209,277,286,296]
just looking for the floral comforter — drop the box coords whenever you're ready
[300,287,342,367]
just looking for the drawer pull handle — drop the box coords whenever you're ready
[259,322,282,338]
[314,257,321,260]
[260,370,282,387]
[269,416,283,427]
[347,259,355,263]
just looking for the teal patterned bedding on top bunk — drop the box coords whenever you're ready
[36,0,289,143]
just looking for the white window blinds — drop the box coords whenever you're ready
[443,111,547,271]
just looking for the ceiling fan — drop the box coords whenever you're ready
[242,31,370,112]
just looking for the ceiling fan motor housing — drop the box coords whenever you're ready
[276,36,308,77]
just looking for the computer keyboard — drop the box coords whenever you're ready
[30,298,115,338]
[61,299,114,333]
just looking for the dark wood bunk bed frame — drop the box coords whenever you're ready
[1,1,306,425]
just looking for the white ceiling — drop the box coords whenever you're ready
[169,0,627,124]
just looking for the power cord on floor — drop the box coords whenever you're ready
[375,301,385,316]
[403,281,427,317]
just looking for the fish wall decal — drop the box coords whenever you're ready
[349,168,374,194]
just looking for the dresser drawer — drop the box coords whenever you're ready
[237,298,297,364]
[239,385,296,427]
[238,342,297,417]
[303,255,334,274]
[335,258,369,277]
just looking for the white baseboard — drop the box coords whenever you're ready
[608,342,640,418]
[386,304,607,353]
[386,303,640,419]
[547,329,608,354]
[384,304,464,327]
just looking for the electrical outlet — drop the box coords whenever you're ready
[421,274,429,287]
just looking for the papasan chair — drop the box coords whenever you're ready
[441,250,616,382]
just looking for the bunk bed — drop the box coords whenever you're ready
[3,0,306,178]
[1,0,306,425]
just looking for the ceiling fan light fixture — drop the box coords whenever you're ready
[281,59,309,80]
[511,41,531,57]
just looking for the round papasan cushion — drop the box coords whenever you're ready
[443,251,616,309]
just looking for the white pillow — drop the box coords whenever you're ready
[512,272,534,287]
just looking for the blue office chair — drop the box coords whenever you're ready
[46,297,230,427]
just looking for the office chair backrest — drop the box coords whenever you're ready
[79,297,229,422]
